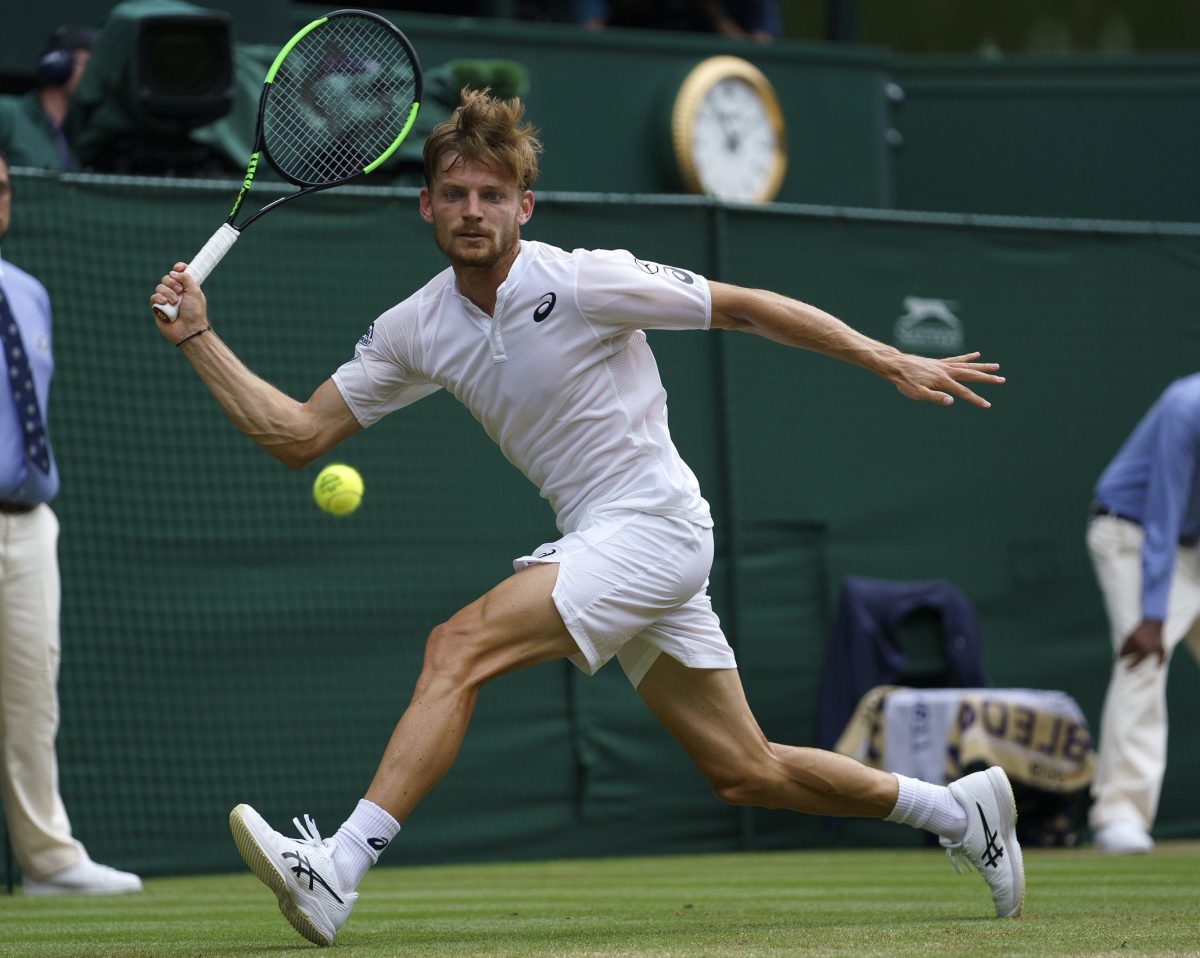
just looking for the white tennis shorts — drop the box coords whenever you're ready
[513,509,737,686]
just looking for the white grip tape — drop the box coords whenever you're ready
[188,223,241,284]
[154,223,241,323]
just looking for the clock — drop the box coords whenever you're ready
[670,55,788,204]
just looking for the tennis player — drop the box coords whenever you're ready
[151,89,1017,946]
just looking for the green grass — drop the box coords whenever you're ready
[2,843,1197,957]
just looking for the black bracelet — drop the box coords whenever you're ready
[176,326,212,347]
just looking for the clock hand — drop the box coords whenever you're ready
[713,107,740,152]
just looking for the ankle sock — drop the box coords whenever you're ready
[331,799,401,891]
[885,773,968,843]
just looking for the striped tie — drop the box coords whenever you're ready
[0,283,51,474]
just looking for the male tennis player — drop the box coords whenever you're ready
[151,90,1017,946]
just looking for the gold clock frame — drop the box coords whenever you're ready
[670,55,788,203]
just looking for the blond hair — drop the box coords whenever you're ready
[423,88,541,191]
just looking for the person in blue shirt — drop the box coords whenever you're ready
[1088,373,1200,854]
[0,150,141,894]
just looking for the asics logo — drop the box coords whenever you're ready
[283,850,344,903]
[533,292,556,323]
[368,837,389,851]
[977,803,1004,869]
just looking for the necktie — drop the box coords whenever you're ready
[0,282,51,474]
[50,121,73,172]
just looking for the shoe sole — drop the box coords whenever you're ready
[22,882,142,897]
[985,766,1025,919]
[229,805,331,947]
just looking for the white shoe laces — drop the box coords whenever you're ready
[945,846,970,876]
[292,814,328,848]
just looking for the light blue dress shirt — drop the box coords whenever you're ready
[1095,373,1200,621]
[0,252,59,504]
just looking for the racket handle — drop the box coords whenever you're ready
[153,223,242,323]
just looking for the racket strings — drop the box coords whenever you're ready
[264,16,418,185]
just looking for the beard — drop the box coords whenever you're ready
[434,220,519,270]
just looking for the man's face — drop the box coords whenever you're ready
[0,157,10,243]
[419,157,533,270]
[65,48,90,99]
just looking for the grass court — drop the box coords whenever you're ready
[2,842,1197,957]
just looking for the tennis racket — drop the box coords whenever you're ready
[154,8,422,322]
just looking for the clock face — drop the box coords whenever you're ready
[672,56,787,204]
[691,76,782,202]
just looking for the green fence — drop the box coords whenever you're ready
[3,169,1199,877]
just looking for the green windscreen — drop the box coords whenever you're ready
[3,170,1198,878]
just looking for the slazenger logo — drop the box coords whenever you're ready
[894,297,964,355]
[533,292,556,323]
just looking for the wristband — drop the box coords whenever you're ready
[176,326,212,347]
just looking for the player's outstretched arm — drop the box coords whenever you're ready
[150,264,361,468]
[708,281,1003,409]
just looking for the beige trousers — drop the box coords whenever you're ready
[0,505,85,878]
[1087,514,1200,831]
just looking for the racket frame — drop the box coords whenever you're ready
[155,8,422,323]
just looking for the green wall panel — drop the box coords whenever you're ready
[890,58,1200,221]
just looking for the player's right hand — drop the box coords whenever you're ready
[888,351,1004,409]
[150,263,209,344]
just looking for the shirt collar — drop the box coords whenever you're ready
[496,239,532,298]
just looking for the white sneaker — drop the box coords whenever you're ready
[229,804,358,946]
[22,857,143,896]
[941,766,1025,918]
[1093,819,1154,855]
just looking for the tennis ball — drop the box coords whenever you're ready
[313,464,363,516]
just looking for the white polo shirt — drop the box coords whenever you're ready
[332,240,714,534]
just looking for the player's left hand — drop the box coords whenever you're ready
[888,351,1004,409]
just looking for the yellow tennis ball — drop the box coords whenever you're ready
[313,464,363,516]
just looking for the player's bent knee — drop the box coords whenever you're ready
[419,619,489,689]
[707,767,783,808]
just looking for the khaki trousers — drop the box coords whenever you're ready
[0,505,85,878]
[1087,514,1200,831]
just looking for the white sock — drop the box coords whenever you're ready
[331,799,401,891]
[885,773,968,843]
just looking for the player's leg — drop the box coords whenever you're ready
[634,654,898,816]
[230,561,579,945]
[634,652,1023,917]
[364,560,577,820]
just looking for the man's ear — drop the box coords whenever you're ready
[419,187,434,224]
[518,190,534,226]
